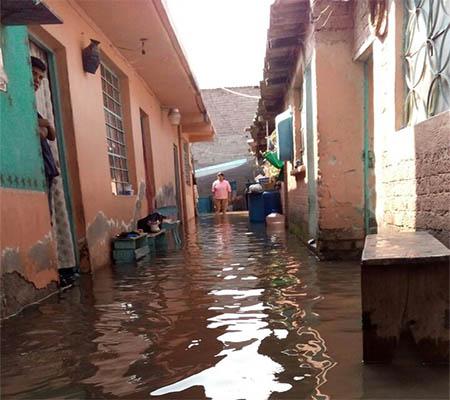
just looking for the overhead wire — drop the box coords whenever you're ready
[220,87,261,99]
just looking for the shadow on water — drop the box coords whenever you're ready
[1,213,448,399]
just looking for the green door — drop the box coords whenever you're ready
[29,38,79,269]
[363,58,377,234]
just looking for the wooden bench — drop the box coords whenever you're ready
[361,232,449,364]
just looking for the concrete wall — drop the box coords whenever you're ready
[192,87,259,197]
[33,0,192,269]
[314,23,365,258]
[283,1,365,259]
[1,1,200,316]
[284,84,310,240]
[353,0,450,246]
[0,25,59,317]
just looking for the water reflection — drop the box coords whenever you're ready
[1,214,448,399]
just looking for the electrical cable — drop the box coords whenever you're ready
[220,87,261,99]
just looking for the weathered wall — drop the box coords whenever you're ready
[313,5,365,258]
[34,0,190,269]
[353,0,449,246]
[1,190,59,317]
[414,113,450,246]
[284,85,310,240]
[353,0,373,59]
[0,25,59,317]
[192,87,259,197]
[381,112,450,245]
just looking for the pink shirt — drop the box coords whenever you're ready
[212,179,231,199]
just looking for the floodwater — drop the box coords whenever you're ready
[1,213,448,399]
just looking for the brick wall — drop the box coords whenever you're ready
[192,87,259,197]
[382,112,450,246]
[353,0,372,57]
[354,0,449,247]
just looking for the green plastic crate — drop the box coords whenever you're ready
[113,234,147,250]
[113,246,149,264]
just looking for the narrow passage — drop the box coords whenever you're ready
[1,214,447,399]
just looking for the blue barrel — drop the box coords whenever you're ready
[248,193,265,223]
[197,197,212,214]
[263,191,282,216]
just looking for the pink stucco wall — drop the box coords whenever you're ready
[29,0,195,269]
[314,27,365,254]
[283,2,365,257]
[1,190,59,317]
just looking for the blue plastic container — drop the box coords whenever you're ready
[248,193,265,223]
[197,197,212,214]
[263,191,282,216]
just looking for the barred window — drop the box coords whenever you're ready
[101,63,130,195]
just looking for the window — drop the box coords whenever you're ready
[101,63,130,195]
[404,0,450,125]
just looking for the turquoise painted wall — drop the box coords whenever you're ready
[0,25,45,191]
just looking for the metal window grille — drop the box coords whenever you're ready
[404,0,450,125]
[101,63,130,195]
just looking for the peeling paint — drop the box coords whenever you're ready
[85,211,131,266]
[131,181,146,230]
[155,183,176,208]
[1,247,23,275]
[86,211,125,247]
[28,234,54,272]
[1,271,58,319]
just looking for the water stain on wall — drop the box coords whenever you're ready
[156,183,176,207]
[1,271,58,318]
[28,234,55,272]
[1,248,24,275]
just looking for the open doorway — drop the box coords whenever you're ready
[29,39,77,282]
[140,109,156,212]
[364,56,377,234]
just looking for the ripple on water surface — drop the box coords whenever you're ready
[1,214,448,400]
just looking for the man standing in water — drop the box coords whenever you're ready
[211,172,231,214]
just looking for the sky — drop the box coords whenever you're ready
[164,0,274,89]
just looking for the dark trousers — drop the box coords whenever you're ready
[46,176,54,217]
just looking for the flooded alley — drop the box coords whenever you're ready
[1,214,448,400]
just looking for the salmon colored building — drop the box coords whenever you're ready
[0,0,214,317]
[250,0,449,259]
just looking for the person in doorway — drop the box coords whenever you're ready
[31,56,59,213]
[211,172,231,214]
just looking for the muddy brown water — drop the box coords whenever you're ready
[1,214,448,399]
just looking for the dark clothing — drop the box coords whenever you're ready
[138,213,166,233]
[38,113,58,217]
[38,113,59,183]
[41,137,59,182]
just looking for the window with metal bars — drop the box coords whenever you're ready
[101,63,130,195]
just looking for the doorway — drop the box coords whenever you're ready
[29,39,78,275]
[363,56,377,234]
[139,109,155,212]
